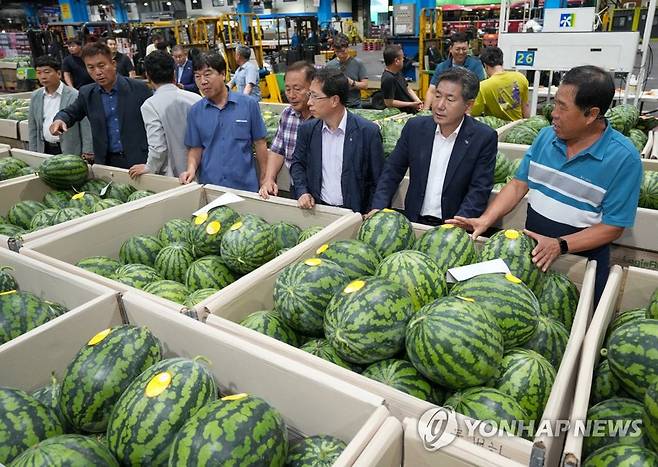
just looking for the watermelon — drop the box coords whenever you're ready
[591,359,623,405]
[114,263,161,289]
[476,115,509,130]
[272,221,302,251]
[80,262,115,286]
[184,255,235,292]
[17,166,33,176]
[605,104,640,135]
[44,300,67,318]
[106,357,217,465]
[357,209,414,258]
[376,249,446,310]
[9,434,119,467]
[0,387,65,464]
[274,258,349,336]
[0,157,28,180]
[524,115,550,132]
[324,277,413,365]
[8,200,46,229]
[58,325,162,433]
[31,374,67,428]
[0,291,57,344]
[183,288,218,307]
[239,310,302,347]
[504,124,539,145]
[143,280,189,304]
[541,103,554,123]
[605,309,647,345]
[640,171,658,210]
[127,190,154,202]
[523,315,570,369]
[315,239,381,280]
[119,234,163,267]
[241,213,268,227]
[650,289,658,319]
[583,444,658,467]
[494,152,512,184]
[187,206,239,257]
[68,192,101,214]
[0,223,25,237]
[644,378,658,452]
[92,198,122,212]
[297,226,323,243]
[583,398,646,457]
[538,271,579,330]
[37,154,89,189]
[0,266,17,292]
[154,242,195,283]
[159,218,191,246]
[29,208,57,230]
[43,190,74,209]
[405,296,503,389]
[362,358,443,403]
[221,220,277,274]
[81,178,108,194]
[287,435,346,467]
[169,393,288,466]
[450,273,539,348]
[51,207,86,225]
[480,229,544,295]
[414,223,477,272]
[300,338,363,372]
[629,128,648,152]
[105,183,136,202]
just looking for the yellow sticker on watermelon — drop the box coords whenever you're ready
[505,273,522,284]
[221,393,249,401]
[88,328,111,346]
[71,192,86,200]
[382,208,394,213]
[206,221,221,235]
[504,229,520,240]
[145,372,172,397]
[304,258,322,267]
[230,221,243,231]
[455,295,475,303]
[194,213,208,225]
[0,290,16,296]
[344,280,365,293]
[441,224,455,229]
[316,244,329,255]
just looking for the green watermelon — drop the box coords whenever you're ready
[159,218,191,246]
[272,221,302,251]
[241,213,268,227]
[357,209,414,258]
[143,280,189,304]
[29,208,57,230]
[542,103,554,123]
[92,198,123,212]
[476,115,509,130]
[0,157,28,180]
[362,358,442,403]
[43,190,74,209]
[0,266,17,292]
[315,239,381,280]
[287,435,346,467]
[300,338,363,372]
[8,200,46,229]
[414,223,477,272]
[37,154,89,189]
[0,291,57,344]
[58,325,162,433]
[606,309,647,345]
[584,398,646,457]
[524,115,550,132]
[504,124,539,145]
[297,226,323,243]
[644,378,658,452]
[81,178,107,194]
[119,234,163,267]
[583,444,658,467]
[274,258,349,336]
[114,263,161,289]
[629,128,648,152]
[450,273,539,348]
[183,288,218,307]
[127,190,154,202]
[523,315,570,369]
[184,255,235,292]
[106,357,217,466]
[169,393,287,466]
[9,434,119,467]
[239,310,302,347]
[51,207,86,225]
[105,183,136,202]
[405,296,503,389]
[539,271,579,330]
[220,220,277,274]
[591,359,623,405]
[0,223,25,237]
[605,104,640,135]
[494,152,512,184]
[0,387,65,465]
[32,374,67,428]
[650,289,658,319]
[187,206,239,257]
[17,166,33,176]
[68,191,101,214]
[44,300,67,319]
[154,242,194,283]
[639,171,658,210]
[324,277,413,365]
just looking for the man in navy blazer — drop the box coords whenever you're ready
[173,45,198,94]
[370,67,497,224]
[290,68,384,214]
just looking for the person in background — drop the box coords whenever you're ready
[50,42,152,169]
[180,52,268,191]
[172,45,198,94]
[381,44,423,114]
[104,37,136,78]
[425,32,485,108]
[128,51,201,179]
[259,60,315,199]
[471,46,529,121]
[61,39,93,90]
[146,32,169,56]
[227,45,261,101]
[290,68,384,213]
[325,33,368,109]
[28,55,93,156]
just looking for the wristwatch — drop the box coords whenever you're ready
[557,237,569,255]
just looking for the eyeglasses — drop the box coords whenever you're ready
[307,92,331,101]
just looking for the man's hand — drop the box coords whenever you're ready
[415,101,424,111]
[179,171,195,184]
[445,216,492,239]
[525,229,561,272]
[258,179,278,199]
[49,120,68,136]
[364,208,380,219]
[128,164,149,179]
[297,193,315,209]
[176,83,184,89]
[81,153,94,163]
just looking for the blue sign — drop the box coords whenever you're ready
[560,13,575,28]
[515,51,535,67]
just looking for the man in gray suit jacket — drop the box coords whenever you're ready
[28,56,92,156]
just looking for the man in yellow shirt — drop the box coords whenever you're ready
[471,47,530,121]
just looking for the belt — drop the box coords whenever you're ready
[107,151,125,157]
[418,215,443,227]
[44,141,60,148]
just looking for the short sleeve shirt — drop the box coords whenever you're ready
[326,56,367,107]
[114,52,134,77]
[430,55,486,86]
[233,61,261,101]
[62,55,93,89]
[380,69,416,114]
[471,71,529,121]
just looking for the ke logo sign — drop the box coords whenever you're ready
[560,13,575,28]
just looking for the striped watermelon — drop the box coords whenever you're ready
[58,325,162,433]
[0,387,65,464]
[184,255,235,292]
[316,239,381,280]
[362,358,443,403]
[159,218,191,246]
[0,223,25,237]
[0,291,57,345]
[640,171,658,210]
[81,178,107,194]
[605,309,647,347]
[405,296,503,389]
[0,157,28,180]
[300,338,363,372]
[493,182,506,192]
[92,198,122,212]
[169,393,287,466]
[480,229,544,295]
[504,123,539,145]
[539,271,579,330]
[31,374,66,426]
[43,190,73,209]
[523,315,569,369]
[8,200,46,229]
[357,209,415,258]
[119,234,163,267]
[583,444,658,467]
[17,166,34,177]
[51,207,86,225]
[605,104,640,135]
[37,154,89,189]
[629,128,648,152]
[644,378,658,452]
[183,288,218,307]
[29,208,57,230]
[591,359,623,405]
[272,221,302,251]
[324,277,413,365]
[494,152,512,184]
[297,226,323,243]
[106,357,217,466]
[220,220,277,274]
[154,242,195,283]
[239,310,302,347]
[494,349,556,422]
[274,258,349,336]
[287,435,346,467]
[241,213,268,227]
[584,398,646,457]
[68,192,101,214]
[188,207,239,257]
[414,224,477,272]
[105,183,136,203]
[650,289,658,319]
[0,267,17,292]
[450,273,539,348]
[10,434,119,467]
[143,280,190,304]
[127,190,154,202]
[376,250,446,310]
[114,263,161,289]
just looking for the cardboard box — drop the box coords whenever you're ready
[0,291,397,467]
[18,120,27,142]
[21,184,357,314]
[0,119,18,139]
[203,218,597,466]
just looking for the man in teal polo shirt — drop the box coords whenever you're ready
[448,65,643,301]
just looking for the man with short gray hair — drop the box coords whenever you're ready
[228,45,261,101]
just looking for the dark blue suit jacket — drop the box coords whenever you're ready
[371,115,497,222]
[290,111,384,214]
[177,60,198,93]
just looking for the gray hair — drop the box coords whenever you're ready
[236,45,251,60]
[435,67,480,101]
[172,44,187,54]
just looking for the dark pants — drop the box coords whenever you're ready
[418,215,443,227]
[43,141,61,155]
[105,151,131,169]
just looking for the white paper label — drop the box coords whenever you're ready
[446,259,511,283]
[100,181,112,197]
[192,192,244,217]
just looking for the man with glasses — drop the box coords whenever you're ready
[325,33,368,108]
[259,61,315,199]
[381,44,423,114]
[290,68,384,213]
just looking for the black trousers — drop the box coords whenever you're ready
[417,215,443,227]
[43,141,61,155]
[105,151,131,169]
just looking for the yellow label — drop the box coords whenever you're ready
[305,258,322,267]
[145,372,172,397]
[505,273,522,284]
[221,393,248,401]
[504,229,520,240]
[194,213,208,225]
[441,224,455,229]
[230,221,243,231]
[382,208,394,213]
[344,280,365,294]
[71,192,86,200]
[87,328,111,346]
[206,221,221,235]
[316,244,329,255]
[456,295,475,303]
[0,290,16,296]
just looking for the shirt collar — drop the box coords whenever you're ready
[98,78,120,94]
[204,86,238,108]
[155,83,178,94]
[551,122,610,161]
[435,117,464,139]
[323,108,348,133]
[46,81,64,97]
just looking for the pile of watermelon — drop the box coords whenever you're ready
[351,107,401,121]
[0,157,34,181]
[581,289,658,465]
[0,267,69,345]
[0,97,29,120]
[0,325,346,465]
[640,171,658,210]
[492,151,522,191]
[379,118,407,158]
[262,110,281,145]
[605,104,652,153]
[76,205,321,306]
[502,116,551,146]
[475,115,510,129]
